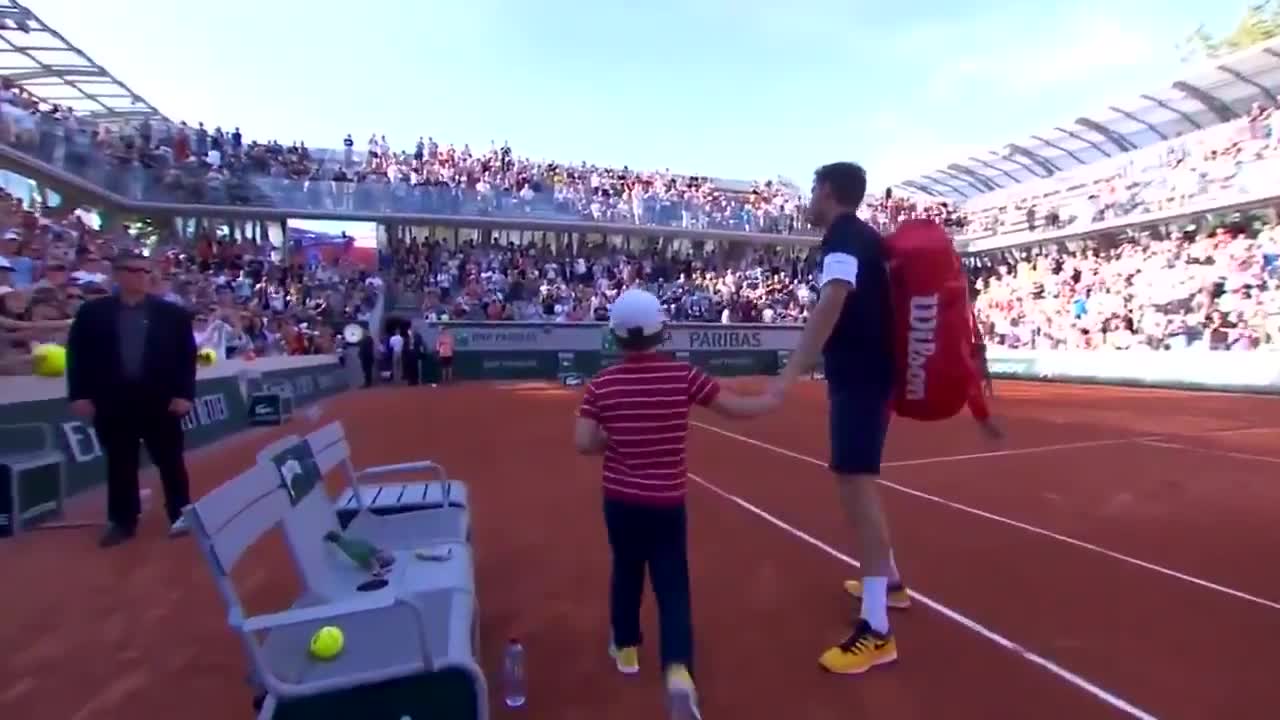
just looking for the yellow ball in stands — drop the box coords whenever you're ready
[309,625,345,661]
[32,343,66,377]
[196,348,218,367]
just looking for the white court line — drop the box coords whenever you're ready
[688,472,1158,720]
[1140,439,1280,466]
[690,420,1158,470]
[691,421,1280,612]
[1197,425,1280,437]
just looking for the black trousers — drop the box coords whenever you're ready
[359,353,374,387]
[603,499,694,672]
[94,401,191,530]
[404,351,420,385]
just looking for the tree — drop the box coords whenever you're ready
[1181,1,1280,61]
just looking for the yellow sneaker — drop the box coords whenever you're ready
[609,644,640,675]
[843,579,912,609]
[666,664,703,720]
[818,620,898,674]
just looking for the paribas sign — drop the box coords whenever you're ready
[683,330,764,350]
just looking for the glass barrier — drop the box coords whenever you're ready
[0,112,815,236]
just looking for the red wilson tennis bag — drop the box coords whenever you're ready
[884,220,989,422]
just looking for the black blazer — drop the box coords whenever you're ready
[66,294,198,408]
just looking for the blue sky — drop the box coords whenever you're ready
[33,0,1238,191]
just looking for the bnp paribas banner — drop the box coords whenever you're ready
[416,321,802,353]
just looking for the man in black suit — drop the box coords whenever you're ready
[66,250,198,548]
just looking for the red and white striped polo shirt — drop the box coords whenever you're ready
[578,354,721,505]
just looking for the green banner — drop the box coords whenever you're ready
[0,376,249,496]
[690,350,779,377]
[0,361,351,522]
[451,351,563,380]
[987,356,1039,378]
[443,348,779,381]
[250,362,350,404]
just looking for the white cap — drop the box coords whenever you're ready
[609,289,666,338]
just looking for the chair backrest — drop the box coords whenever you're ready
[306,421,368,507]
[256,434,346,600]
[306,421,352,476]
[186,463,293,613]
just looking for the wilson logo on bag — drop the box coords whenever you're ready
[885,220,989,422]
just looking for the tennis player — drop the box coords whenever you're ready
[770,162,906,675]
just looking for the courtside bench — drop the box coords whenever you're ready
[0,423,66,538]
[185,459,487,720]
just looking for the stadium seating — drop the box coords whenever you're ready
[0,181,379,375]
[1,81,1278,354]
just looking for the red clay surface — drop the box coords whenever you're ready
[2,379,1278,719]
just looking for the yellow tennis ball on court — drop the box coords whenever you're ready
[32,343,66,377]
[309,625,344,660]
[197,348,218,367]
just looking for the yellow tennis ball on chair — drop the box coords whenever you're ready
[197,348,218,367]
[32,343,67,377]
[309,625,345,660]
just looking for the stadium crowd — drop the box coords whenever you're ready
[3,78,1280,362]
[386,213,1280,351]
[905,103,1280,242]
[970,220,1280,351]
[388,233,819,325]
[0,188,380,376]
[0,80,809,235]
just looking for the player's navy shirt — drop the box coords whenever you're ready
[818,213,895,391]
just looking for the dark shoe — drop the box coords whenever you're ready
[99,524,136,548]
[168,516,191,538]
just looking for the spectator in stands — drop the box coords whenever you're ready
[970,219,1279,351]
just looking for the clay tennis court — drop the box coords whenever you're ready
[3,379,1278,720]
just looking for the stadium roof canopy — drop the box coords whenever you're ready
[0,0,164,122]
[894,36,1280,202]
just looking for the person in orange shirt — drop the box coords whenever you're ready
[435,326,454,384]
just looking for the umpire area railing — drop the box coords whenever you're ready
[412,321,803,381]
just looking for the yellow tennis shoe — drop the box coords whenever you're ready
[666,664,703,720]
[819,619,898,674]
[609,644,640,675]
[843,579,912,609]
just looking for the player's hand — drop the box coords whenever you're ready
[70,399,95,420]
[169,398,194,416]
[978,417,1004,441]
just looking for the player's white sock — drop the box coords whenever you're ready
[888,551,901,583]
[860,576,890,634]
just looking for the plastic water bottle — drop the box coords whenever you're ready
[503,638,527,707]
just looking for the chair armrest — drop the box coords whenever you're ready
[355,460,447,483]
[236,593,394,633]
[236,592,437,698]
